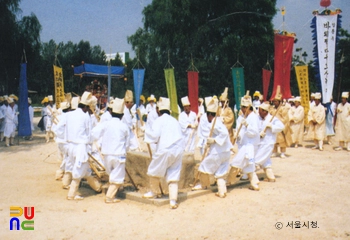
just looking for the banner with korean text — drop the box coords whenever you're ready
[295,65,310,125]
[53,65,65,107]
[231,67,245,110]
[187,71,199,114]
[315,15,338,103]
[164,68,179,119]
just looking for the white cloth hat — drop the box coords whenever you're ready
[341,92,349,98]
[89,96,98,111]
[60,101,70,110]
[48,95,53,101]
[157,97,170,111]
[205,96,219,113]
[288,98,295,102]
[124,90,133,102]
[294,96,301,102]
[314,92,322,100]
[3,95,8,100]
[71,97,80,110]
[311,93,315,98]
[28,98,32,104]
[240,95,252,107]
[7,97,14,104]
[181,96,191,106]
[259,95,264,101]
[259,102,270,111]
[112,98,125,114]
[80,91,92,105]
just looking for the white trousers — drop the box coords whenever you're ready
[255,144,274,169]
[103,155,126,184]
[199,151,231,178]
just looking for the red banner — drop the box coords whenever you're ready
[271,34,294,100]
[262,68,272,101]
[187,71,199,114]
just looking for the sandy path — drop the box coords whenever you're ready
[0,117,349,239]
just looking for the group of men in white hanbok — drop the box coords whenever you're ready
[0,94,19,147]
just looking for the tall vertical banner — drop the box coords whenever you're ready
[295,65,310,125]
[53,65,65,107]
[18,63,31,137]
[271,34,294,100]
[231,67,245,110]
[262,68,272,100]
[187,71,199,114]
[164,68,179,119]
[133,69,145,107]
[315,15,338,103]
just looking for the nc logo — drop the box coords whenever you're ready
[9,206,34,230]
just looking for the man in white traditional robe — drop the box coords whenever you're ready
[45,95,56,143]
[252,91,261,110]
[255,102,284,182]
[64,92,102,200]
[289,97,304,148]
[227,94,260,191]
[51,101,70,184]
[334,92,350,151]
[92,98,130,203]
[145,94,157,115]
[123,90,139,151]
[0,96,8,141]
[178,96,198,153]
[306,92,326,151]
[143,97,184,209]
[192,96,232,198]
[4,97,18,147]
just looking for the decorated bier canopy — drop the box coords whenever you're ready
[311,0,342,104]
[74,63,125,78]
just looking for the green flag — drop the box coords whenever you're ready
[164,68,179,119]
[231,67,245,110]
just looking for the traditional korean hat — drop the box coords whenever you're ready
[7,97,14,104]
[59,101,70,110]
[253,91,261,97]
[41,97,49,104]
[48,95,54,101]
[148,94,156,102]
[259,102,270,111]
[198,98,204,104]
[3,95,8,100]
[181,96,191,107]
[0,96,4,103]
[140,95,145,102]
[314,92,322,100]
[112,98,125,114]
[259,95,264,101]
[9,94,18,101]
[65,93,72,103]
[205,96,219,113]
[157,97,170,111]
[71,97,80,110]
[219,87,228,101]
[124,90,133,102]
[80,91,92,105]
[294,96,301,102]
[89,96,98,111]
[288,98,295,102]
[271,86,282,101]
[109,96,114,102]
[240,91,252,107]
[311,93,316,98]
[341,92,349,98]
[28,98,32,104]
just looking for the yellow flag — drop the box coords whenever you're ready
[295,65,310,125]
[53,65,65,107]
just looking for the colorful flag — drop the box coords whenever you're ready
[231,67,245,110]
[164,68,179,119]
[133,69,145,107]
[18,63,31,136]
[53,65,65,107]
[312,14,339,103]
[262,68,272,101]
[187,71,199,114]
[295,65,310,125]
[271,34,294,100]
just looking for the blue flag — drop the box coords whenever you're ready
[133,69,145,107]
[18,63,31,136]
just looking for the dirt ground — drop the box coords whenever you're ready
[0,116,350,239]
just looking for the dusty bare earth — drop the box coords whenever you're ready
[0,117,350,239]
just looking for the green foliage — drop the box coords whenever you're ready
[128,0,277,103]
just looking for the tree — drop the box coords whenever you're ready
[128,0,277,103]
